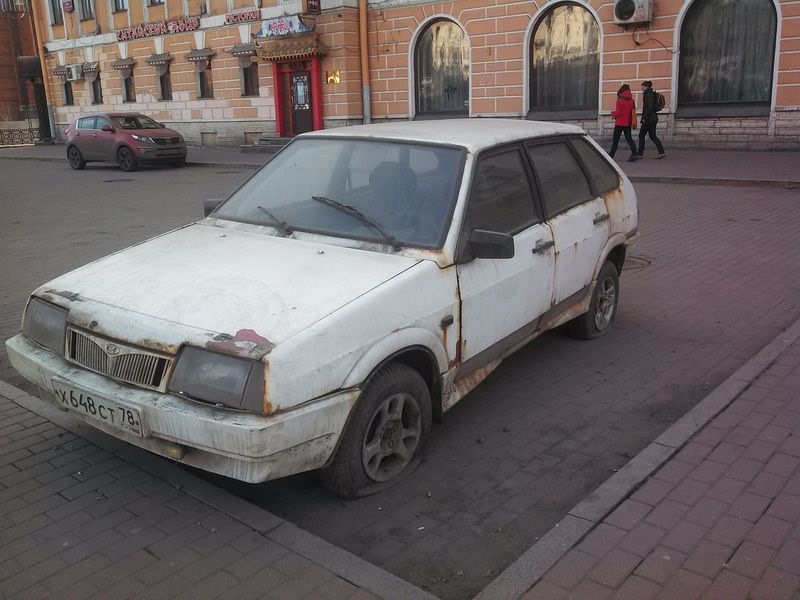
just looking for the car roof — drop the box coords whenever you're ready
[300,119,585,153]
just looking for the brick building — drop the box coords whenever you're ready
[35,0,800,148]
[0,0,39,121]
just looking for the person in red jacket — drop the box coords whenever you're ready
[608,84,639,162]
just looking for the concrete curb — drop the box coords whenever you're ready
[0,155,263,170]
[474,316,800,600]
[0,379,437,600]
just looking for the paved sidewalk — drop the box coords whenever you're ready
[2,141,800,599]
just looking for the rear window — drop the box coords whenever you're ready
[526,141,593,218]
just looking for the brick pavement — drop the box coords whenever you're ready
[0,381,435,600]
[0,145,800,598]
[516,320,800,600]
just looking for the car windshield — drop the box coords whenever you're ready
[112,115,161,129]
[213,138,465,249]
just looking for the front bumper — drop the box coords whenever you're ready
[133,145,187,162]
[6,334,355,483]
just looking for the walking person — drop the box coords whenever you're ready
[608,84,639,162]
[638,80,665,159]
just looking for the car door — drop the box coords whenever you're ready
[73,117,96,159]
[456,145,555,371]
[93,117,116,162]
[526,139,610,306]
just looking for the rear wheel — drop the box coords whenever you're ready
[568,261,619,339]
[67,146,86,170]
[320,363,431,498]
[117,147,138,172]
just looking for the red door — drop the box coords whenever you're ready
[274,58,323,137]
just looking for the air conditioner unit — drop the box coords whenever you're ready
[613,0,653,26]
[65,64,83,81]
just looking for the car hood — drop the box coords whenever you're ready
[132,127,181,138]
[37,223,421,358]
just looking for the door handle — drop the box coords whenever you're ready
[92,133,99,137]
[593,212,610,225]
[532,239,555,254]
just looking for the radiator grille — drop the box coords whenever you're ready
[67,328,172,391]
[153,137,180,145]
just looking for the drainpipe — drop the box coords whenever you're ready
[358,0,371,124]
[29,0,56,141]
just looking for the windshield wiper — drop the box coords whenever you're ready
[256,206,293,236]
[310,196,400,250]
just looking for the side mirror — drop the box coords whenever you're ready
[469,229,514,259]
[158,123,166,128]
[204,199,223,217]
[100,124,113,132]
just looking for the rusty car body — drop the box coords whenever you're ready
[6,119,638,497]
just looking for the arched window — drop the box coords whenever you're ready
[414,20,469,117]
[679,0,776,116]
[529,3,599,118]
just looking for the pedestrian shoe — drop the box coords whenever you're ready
[627,155,639,162]
[654,153,666,159]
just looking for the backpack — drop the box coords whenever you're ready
[654,92,665,112]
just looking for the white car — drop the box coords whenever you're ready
[7,120,638,498]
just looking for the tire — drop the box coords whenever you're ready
[117,146,138,172]
[67,146,86,170]
[320,363,431,499]
[568,261,620,339]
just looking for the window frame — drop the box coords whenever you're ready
[91,76,103,104]
[49,0,63,24]
[159,67,173,101]
[64,81,74,106]
[527,2,600,119]
[77,0,94,20]
[113,0,128,12]
[677,0,777,117]
[122,73,135,103]
[198,63,214,99]
[413,18,470,118]
[242,62,260,97]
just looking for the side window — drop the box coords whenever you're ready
[464,149,538,235]
[77,117,96,129]
[96,117,111,129]
[526,142,593,218]
[570,138,620,195]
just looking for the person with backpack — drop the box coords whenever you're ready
[608,84,639,162]
[637,80,666,159]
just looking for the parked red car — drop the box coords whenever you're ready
[65,112,187,171]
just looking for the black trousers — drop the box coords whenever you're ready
[609,126,637,158]
[638,121,664,155]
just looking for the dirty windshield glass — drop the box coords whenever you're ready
[213,138,464,249]
[112,115,161,129]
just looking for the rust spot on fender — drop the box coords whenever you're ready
[206,329,275,359]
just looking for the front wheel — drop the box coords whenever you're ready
[568,261,620,339]
[117,147,138,172]
[320,363,431,498]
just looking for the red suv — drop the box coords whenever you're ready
[65,112,187,171]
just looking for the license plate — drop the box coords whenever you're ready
[52,381,143,437]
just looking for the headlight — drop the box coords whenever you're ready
[22,298,68,356]
[168,346,265,413]
[131,134,154,143]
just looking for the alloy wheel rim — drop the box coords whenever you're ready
[593,276,616,330]
[361,392,422,482]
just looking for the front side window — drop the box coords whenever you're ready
[526,141,592,218]
[199,64,214,99]
[414,19,469,116]
[679,0,776,108]
[464,150,538,235]
[242,63,259,96]
[213,138,465,249]
[530,3,599,114]
[49,0,63,24]
[160,67,172,101]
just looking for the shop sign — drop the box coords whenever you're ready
[62,0,73,12]
[304,0,321,15]
[225,10,260,24]
[255,15,312,38]
[116,16,200,41]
